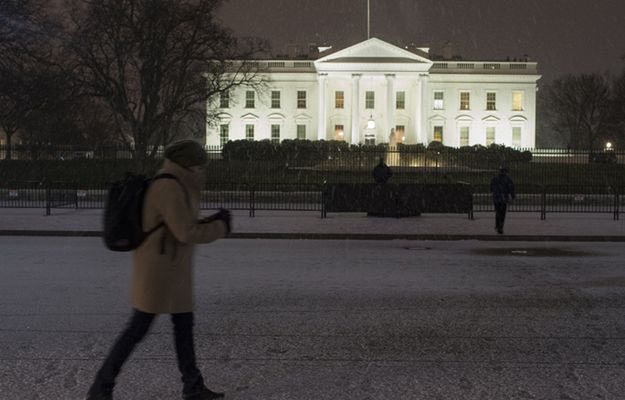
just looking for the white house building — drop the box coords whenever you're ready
[207,38,540,148]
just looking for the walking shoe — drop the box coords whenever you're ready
[183,387,225,400]
[497,228,503,234]
[86,393,112,400]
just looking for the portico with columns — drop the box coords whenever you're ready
[313,38,433,146]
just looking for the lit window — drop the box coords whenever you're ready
[271,91,281,108]
[433,91,444,110]
[335,91,344,109]
[486,127,496,146]
[219,92,229,108]
[365,91,375,109]
[433,126,443,142]
[297,91,307,108]
[460,126,470,147]
[245,124,254,141]
[512,91,524,111]
[245,91,255,108]
[512,127,522,147]
[460,92,470,110]
[297,124,306,140]
[486,92,496,111]
[271,124,280,144]
[219,125,229,147]
[334,124,344,141]
[396,91,405,110]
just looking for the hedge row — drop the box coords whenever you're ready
[0,160,151,185]
[222,139,533,164]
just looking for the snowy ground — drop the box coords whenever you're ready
[0,208,624,238]
[1,237,625,399]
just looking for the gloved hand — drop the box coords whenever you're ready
[200,208,232,234]
[213,208,232,234]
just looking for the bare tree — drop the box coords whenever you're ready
[0,0,44,69]
[546,73,612,150]
[66,0,268,169]
[0,0,57,159]
[612,67,625,149]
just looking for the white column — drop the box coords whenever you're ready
[416,75,426,144]
[317,74,327,140]
[415,78,422,144]
[386,74,395,144]
[350,74,361,145]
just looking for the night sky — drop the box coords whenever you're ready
[219,0,625,83]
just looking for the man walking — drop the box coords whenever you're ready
[490,166,515,234]
[87,140,231,400]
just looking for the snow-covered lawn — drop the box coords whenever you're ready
[1,237,625,399]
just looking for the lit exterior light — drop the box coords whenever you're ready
[367,115,376,130]
[606,142,613,150]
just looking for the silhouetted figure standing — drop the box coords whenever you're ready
[372,157,393,184]
[490,167,515,234]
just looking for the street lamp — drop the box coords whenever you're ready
[606,141,613,150]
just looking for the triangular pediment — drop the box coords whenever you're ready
[241,113,259,121]
[482,115,501,122]
[316,38,431,64]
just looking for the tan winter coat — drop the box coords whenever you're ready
[130,159,227,314]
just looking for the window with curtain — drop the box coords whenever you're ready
[335,91,344,109]
[460,92,470,110]
[245,91,255,108]
[245,124,254,141]
[271,91,281,108]
[396,91,405,109]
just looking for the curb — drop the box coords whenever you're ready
[1,230,625,242]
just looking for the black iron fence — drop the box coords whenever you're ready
[1,181,621,220]
[1,144,623,219]
[1,145,624,189]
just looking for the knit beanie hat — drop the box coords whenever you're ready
[164,140,207,168]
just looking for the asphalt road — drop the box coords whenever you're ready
[1,237,625,399]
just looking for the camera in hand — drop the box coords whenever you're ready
[200,208,232,234]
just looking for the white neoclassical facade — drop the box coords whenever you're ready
[206,38,540,148]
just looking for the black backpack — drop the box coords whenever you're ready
[103,173,184,251]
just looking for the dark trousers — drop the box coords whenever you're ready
[88,309,204,396]
[494,202,507,231]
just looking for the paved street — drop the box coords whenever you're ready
[1,237,625,399]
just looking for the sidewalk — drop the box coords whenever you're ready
[0,208,623,240]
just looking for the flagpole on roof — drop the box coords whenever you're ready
[367,0,370,39]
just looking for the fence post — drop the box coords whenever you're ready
[468,185,474,220]
[73,182,79,209]
[44,180,51,216]
[615,192,620,221]
[249,184,255,218]
[321,183,326,218]
[540,185,546,220]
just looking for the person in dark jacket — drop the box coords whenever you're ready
[372,157,393,184]
[490,167,516,234]
[87,140,230,400]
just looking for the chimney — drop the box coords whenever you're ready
[308,43,319,59]
[442,41,453,60]
[287,43,300,59]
